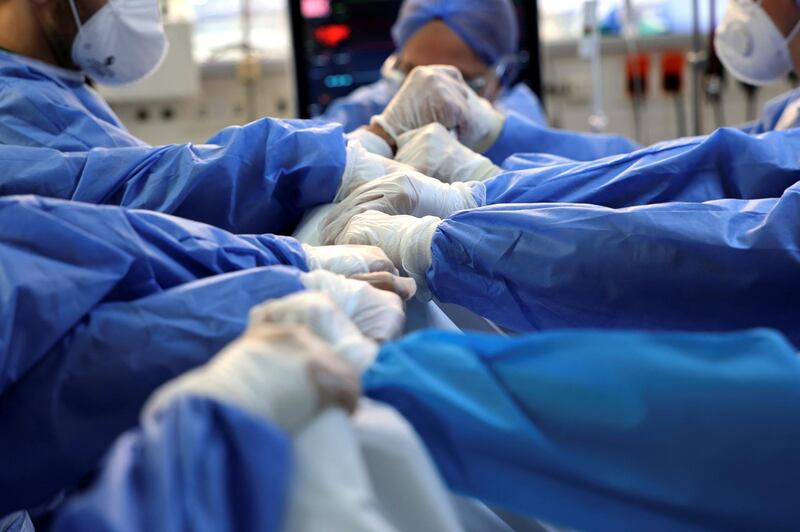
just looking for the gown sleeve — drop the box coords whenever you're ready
[484,127,800,208]
[428,186,800,341]
[0,266,305,515]
[364,328,800,531]
[52,395,292,532]
[0,195,307,395]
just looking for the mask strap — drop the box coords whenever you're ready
[787,18,800,45]
[67,0,83,31]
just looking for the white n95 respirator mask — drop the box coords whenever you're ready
[68,0,168,86]
[715,0,800,86]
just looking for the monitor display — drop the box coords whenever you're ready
[289,0,542,119]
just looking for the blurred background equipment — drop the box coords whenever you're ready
[109,0,796,147]
[288,0,543,119]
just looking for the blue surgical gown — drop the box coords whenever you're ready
[484,110,642,164]
[428,184,800,342]
[483,90,800,167]
[365,328,800,531]
[320,79,548,132]
[479,127,800,208]
[0,51,345,235]
[51,395,291,532]
[0,196,308,514]
[742,88,800,134]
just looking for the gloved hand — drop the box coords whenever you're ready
[347,128,393,159]
[302,244,398,277]
[371,65,506,153]
[339,140,414,201]
[320,170,481,245]
[350,272,417,301]
[460,87,507,153]
[300,269,410,342]
[142,320,360,434]
[252,292,379,372]
[334,210,442,300]
[396,123,503,183]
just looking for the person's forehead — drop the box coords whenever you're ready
[398,20,488,77]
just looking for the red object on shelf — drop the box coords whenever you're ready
[625,53,651,97]
[314,24,351,48]
[661,51,685,94]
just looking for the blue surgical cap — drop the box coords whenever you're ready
[391,0,519,67]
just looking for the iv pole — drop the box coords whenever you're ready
[689,0,705,135]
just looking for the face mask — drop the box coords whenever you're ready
[68,0,168,86]
[715,0,800,86]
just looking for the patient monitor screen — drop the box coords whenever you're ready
[289,0,540,119]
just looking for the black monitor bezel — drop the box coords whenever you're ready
[288,0,543,119]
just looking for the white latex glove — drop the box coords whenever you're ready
[460,88,506,153]
[302,243,398,277]
[396,123,502,183]
[347,128,393,158]
[300,269,409,342]
[339,140,414,201]
[320,170,480,246]
[371,65,505,153]
[371,65,469,142]
[142,322,359,434]
[334,210,442,300]
[251,292,379,373]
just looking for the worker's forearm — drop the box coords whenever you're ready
[427,196,800,342]
[0,266,305,515]
[484,126,800,208]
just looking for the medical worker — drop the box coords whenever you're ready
[320,0,547,132]
[365,327,800,530]
[318,0,800,340]
[22,296,800,531]
[0,195,411,515]
[0,0,418,235]
[6,294,371,531]
[50,307,363,532]
[361,0,800,166]
[325,174,800,344]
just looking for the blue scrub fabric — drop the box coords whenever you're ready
[485,110,641,165]
[0,196,307,514]
[51,396,291,532]
[485,89,800,168]
[0,51,345,235]
[741,88,800,134]
[321,80,546,133]
[480,126,800,208]
[365,328,800,531]
[428,184,800,341]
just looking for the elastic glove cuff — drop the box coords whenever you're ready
[462,92,506,153]
[347,129,393,159]
[416,181,481,219]
[463,157,503,182]
[370,114,400,143]
[302,243,322,271]
[399,216,441,301]
[470,181,487,208]
[339,141,389,201]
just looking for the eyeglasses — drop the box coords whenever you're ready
[380,53,523,95]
